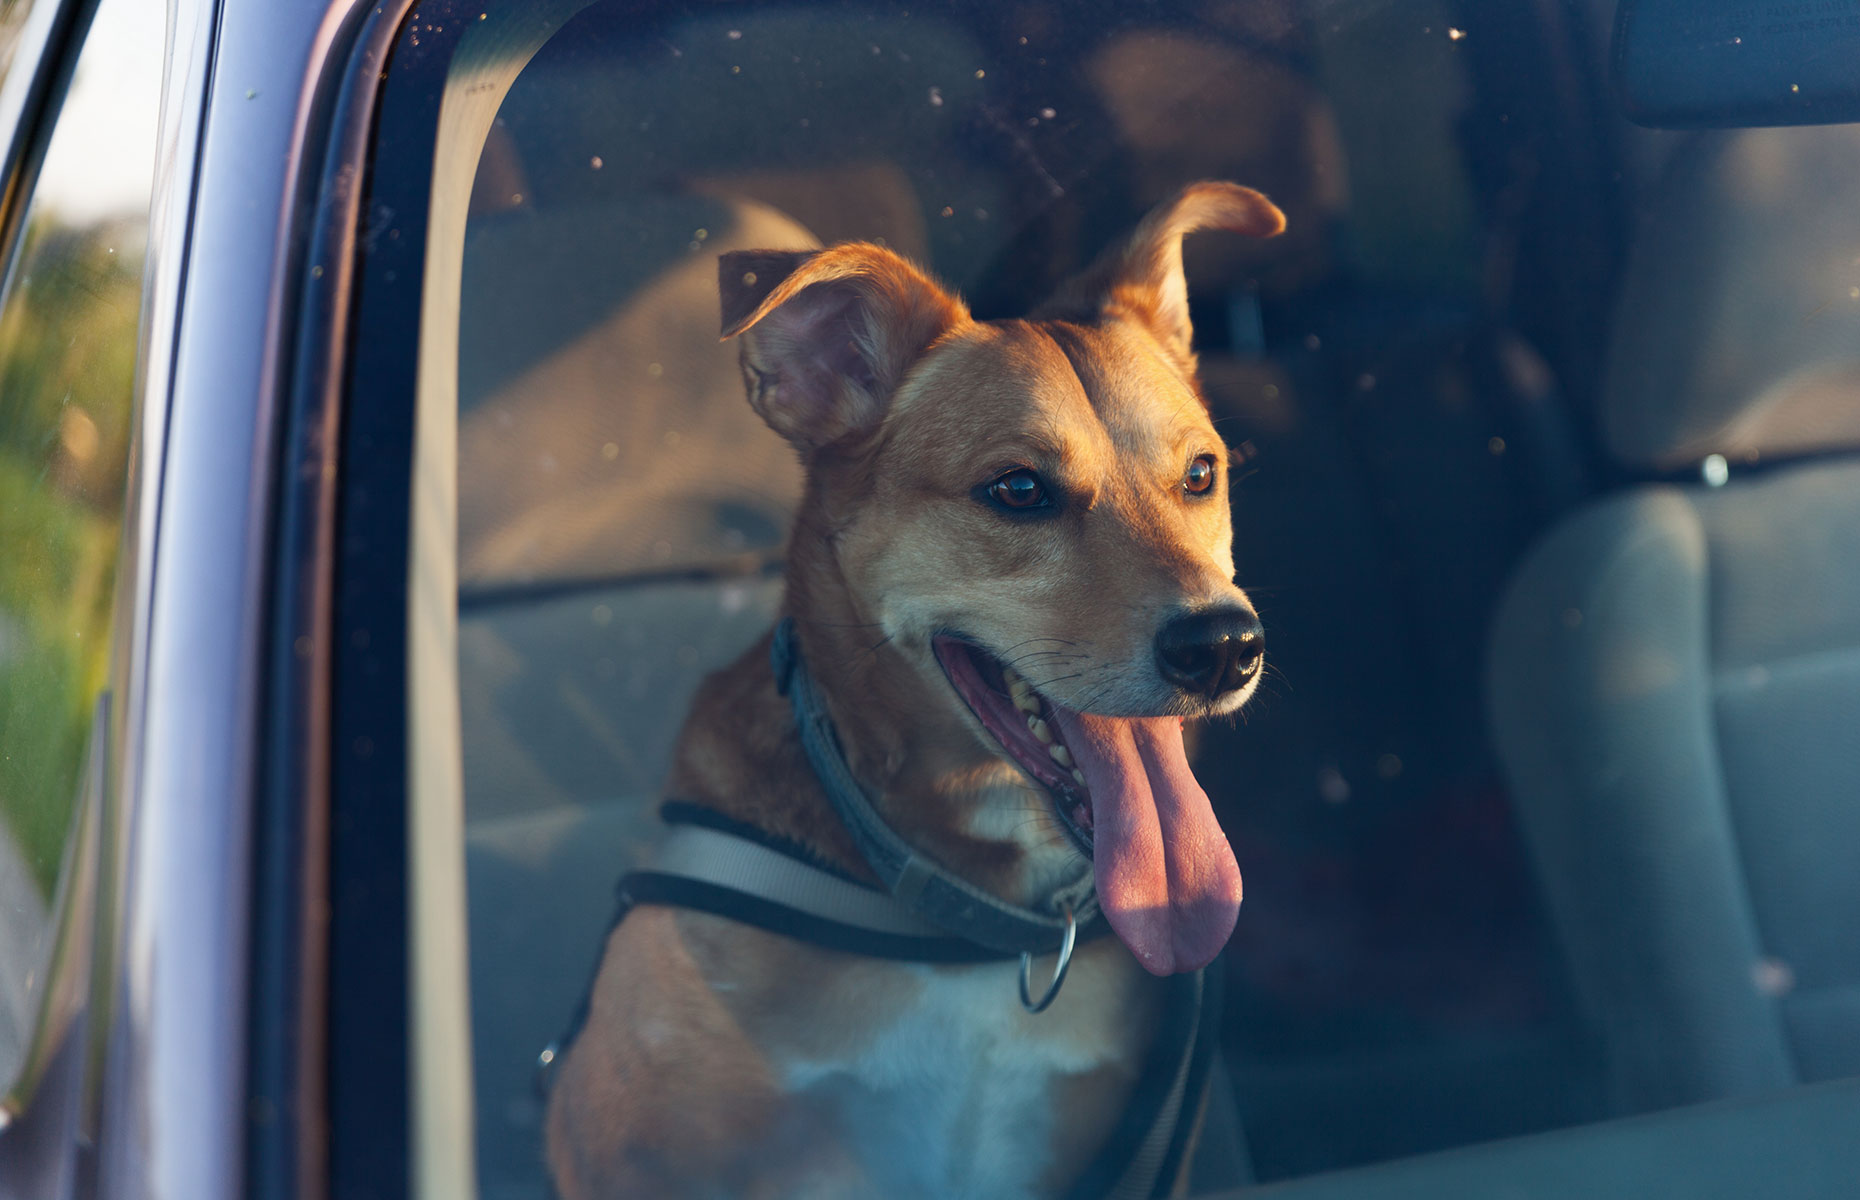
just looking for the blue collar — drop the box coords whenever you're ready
[769,617,1101,956]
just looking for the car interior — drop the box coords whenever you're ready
[433,1,1860,1195]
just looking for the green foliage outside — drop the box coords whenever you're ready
[0,215,143,897]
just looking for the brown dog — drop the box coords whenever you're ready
[545,182,1284,1199]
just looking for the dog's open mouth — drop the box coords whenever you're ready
[933,637,1097,854]
[931,635,1245,976]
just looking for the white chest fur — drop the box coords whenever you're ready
[750,944,1159,1200]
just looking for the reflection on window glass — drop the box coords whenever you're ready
[395,0,1860,1196]
[0,0,33,86]
[0,0,160,1092]
[437,5,1501,1194]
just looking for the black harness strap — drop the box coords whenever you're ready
[614,872,1014,965]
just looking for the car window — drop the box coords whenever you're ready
[0,1,35,85]
[0,0,161,1104]
[345,2,1860,1196]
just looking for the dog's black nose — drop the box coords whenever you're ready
[1155,607,1264,698]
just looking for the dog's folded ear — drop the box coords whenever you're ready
[1036,181,1284,370]
[719,245,970,452]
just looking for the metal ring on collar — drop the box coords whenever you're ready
[1018,904,1077,1014]
[534,1040,561,1097]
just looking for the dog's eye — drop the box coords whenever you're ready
[1184,454,1218,494]
[987,469,1050,510]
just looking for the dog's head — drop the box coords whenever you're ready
[720,182,1283,975]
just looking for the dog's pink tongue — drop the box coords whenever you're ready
[1049,709,1242,975]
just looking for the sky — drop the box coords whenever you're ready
[33,1,166,226]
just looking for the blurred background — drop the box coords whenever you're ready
[0,0,161,1087]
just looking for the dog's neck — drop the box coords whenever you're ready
[663,500,1059,908]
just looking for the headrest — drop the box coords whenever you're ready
[1602,124,1860,471]
[456,195,817,589]
[1085,30,1344,295]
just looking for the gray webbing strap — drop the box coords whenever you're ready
[651,824,954,938]
[771,618,1100,955]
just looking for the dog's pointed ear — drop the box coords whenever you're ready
[719,245,970,452]
[1037,181,1284,368]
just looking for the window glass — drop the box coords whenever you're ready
[0,0,162,1096]
[381,1,1860,1195]
[0,1,34,85]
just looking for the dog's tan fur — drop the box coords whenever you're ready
[547,182,1283,1199]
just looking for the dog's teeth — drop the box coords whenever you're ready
[1048,744,1073,768]
[1028,716,1053,744]
[1071,769,1087,786]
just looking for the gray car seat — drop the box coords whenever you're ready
[448,14,1018,1192]
[455,192,820,1198]
[1487,124,1860,1116]
[450,123,1030,1200]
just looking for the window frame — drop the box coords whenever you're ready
[275,2,436,1196]
[319,7,627,1196]
[239,0,453,1196]
[103,0,399,1195]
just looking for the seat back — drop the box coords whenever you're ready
[455,193,815,1192]
[448,12,981,1174]
[1488,124,1860,1113]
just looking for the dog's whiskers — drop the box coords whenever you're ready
[1005,650,1088,668]
[1025,671,1087,691]
[999,636,1081,652]
[850,633,894,664]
